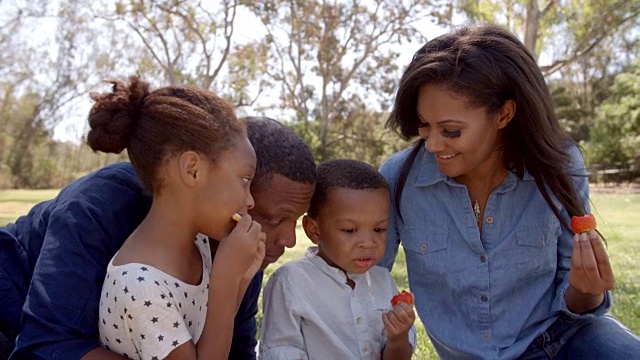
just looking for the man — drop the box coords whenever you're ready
[0,116,316,360]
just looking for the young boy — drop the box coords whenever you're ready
[260,159,416,360]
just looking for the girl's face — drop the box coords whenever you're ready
[303,187,389,274]
[196,135,256,240]
[416,85,513,182]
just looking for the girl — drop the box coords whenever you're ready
[380,25,640,359]
[90,76,265,359]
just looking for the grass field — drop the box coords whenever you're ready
[1,189,638,358]
[0,189,60,226]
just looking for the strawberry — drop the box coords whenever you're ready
[391,290,414,306]
[571,213,597,233]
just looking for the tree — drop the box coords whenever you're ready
[0,0,128,187]
[106,0,242,91]
[585,60,640,165]
[452,0,640,76]
[244,0,439,161]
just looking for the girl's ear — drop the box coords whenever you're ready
[179,151,201,187]
[302,215,321,245]
[496,99,516,130]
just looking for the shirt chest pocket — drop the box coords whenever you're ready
[515,226,561,277]
[399,227,450,282]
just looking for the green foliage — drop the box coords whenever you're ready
[453,0,640,73]
[243,0,433,163]
[1,0,639,186]
[584,61,640,164]
[288,102,411,167]
[549,84,591,142]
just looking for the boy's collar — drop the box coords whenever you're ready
[305,246,367,284]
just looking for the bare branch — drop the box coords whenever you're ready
[207,0,237,89]
[542,12,639,76]
[541,0,556,16]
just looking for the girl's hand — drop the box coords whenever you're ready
[243,231,266,280]
[568,230,615,295]
[215,214,263,277]
[383,302,415,343]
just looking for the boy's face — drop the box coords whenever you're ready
[303,187,390,274]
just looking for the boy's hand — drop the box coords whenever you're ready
[215,214,264,277]
[382,302,415,343]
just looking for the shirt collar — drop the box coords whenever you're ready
[305,246,365,285]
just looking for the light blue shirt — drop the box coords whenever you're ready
[379,145,611,359]
[260,247,417,360]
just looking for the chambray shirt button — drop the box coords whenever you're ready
[483,333,490,341]
[481,295,488,302]
[486,216,494,224]
[480,255,487,263]
[362,342,371,353]
[420,243,428,252]
[356,316,363,325]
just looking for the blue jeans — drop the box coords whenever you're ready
[519,314,640,359]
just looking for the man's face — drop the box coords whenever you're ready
[249,173,315,270]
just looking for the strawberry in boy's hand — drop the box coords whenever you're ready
[571,213,597,234]
[391,290,414,306]
[383,290,416,348]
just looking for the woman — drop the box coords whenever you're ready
[379,24,640,359]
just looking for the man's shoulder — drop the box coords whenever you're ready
[60,162,143,198]
[54,162,150,214]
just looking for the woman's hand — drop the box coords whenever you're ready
[566,230,615,313]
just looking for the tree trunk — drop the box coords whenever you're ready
[524,0,540,59]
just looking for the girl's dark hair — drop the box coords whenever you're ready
[387,24,587,231]
[87,76,244,193]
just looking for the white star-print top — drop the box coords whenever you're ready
[99,234,212,360]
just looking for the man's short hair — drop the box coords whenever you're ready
[307,159,389,218]
[243,116,317,186]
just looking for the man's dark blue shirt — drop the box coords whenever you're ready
[0,162,260,359]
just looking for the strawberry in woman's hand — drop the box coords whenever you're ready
[571,213,597,234]
[391,290,414,306]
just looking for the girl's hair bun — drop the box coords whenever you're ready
[86,75,149,153]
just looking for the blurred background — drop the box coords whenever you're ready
[0,0,639,189]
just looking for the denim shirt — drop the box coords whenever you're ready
[379,145,611,359]
[1,162,260,360]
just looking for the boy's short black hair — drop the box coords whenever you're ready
[243,116,317,186]
[307,159,389,218]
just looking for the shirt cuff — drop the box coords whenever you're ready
[557,282,612,318]
[260,346,308,360]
